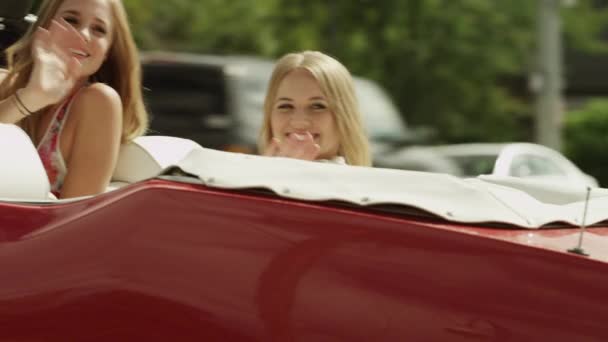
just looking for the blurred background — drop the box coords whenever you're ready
[2,0,608,187]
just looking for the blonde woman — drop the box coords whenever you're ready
[259,51,371,166]
[0,0,148,199]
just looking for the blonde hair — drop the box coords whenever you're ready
[0,0,148,143]
[259,51,371,166]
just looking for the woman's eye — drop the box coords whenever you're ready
[277,104,293,111]
[93,25,107,34]
[63,17,78,26]
[311,103,327,110]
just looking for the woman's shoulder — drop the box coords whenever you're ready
[75,83,121,106]
[71,83,122,117]
[67,83,122,144]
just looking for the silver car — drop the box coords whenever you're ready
[382,143,599,188]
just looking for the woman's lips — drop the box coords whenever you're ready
[285,132,320,142]
[69,48,91,60]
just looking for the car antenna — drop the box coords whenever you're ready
[568,186,592,257]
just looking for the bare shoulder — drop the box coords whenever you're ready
[70,83,123,139]
[70,83,122,126]
[73,83,122,113]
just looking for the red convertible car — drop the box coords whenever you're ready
[1,123,608,341]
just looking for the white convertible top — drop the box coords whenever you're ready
[170,147,608,229]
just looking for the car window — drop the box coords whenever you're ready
[447,155,497,177]
[509,155,567,177]
[143,63,226,120]
[354,78,408,142]
[142,63,232,149]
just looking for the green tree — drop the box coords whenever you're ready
[125,0,277,55]
[564,100,608,186]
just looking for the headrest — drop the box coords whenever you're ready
[112,136,202,183]
[0,124,50,200]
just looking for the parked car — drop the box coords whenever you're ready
[2,123,608,341]
[141,52,276,153]
[141,51,422,156]
[381,142,599,188]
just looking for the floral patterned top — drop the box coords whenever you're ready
[37,91,80,198]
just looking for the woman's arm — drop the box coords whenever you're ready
[59,83,122,199]
[0,86,47,124]
[0,21,85,125]
[0,69,33,124]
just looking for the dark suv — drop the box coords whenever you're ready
[141,51,274,153]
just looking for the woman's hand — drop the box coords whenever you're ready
[21,20,86,111]
[263,132,321,161]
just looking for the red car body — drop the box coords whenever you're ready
[1,177,607,341]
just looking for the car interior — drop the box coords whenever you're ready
[0,124,203,201]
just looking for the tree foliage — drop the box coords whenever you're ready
[564,100,608,187]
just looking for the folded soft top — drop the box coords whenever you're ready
[169,147,608,229]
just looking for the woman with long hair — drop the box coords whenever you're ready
[0,0,148,198]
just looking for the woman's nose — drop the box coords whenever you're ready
[290,110,311,128]
[79,28,91,42]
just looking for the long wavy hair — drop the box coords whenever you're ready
[259,51,371,166]
[0,0,148,143]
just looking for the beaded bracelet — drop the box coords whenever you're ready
[14,90,34,116]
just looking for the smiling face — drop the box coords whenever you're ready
[54,0,114,80]
[270,69,340,160]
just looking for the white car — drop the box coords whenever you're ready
[384,143,599,188]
